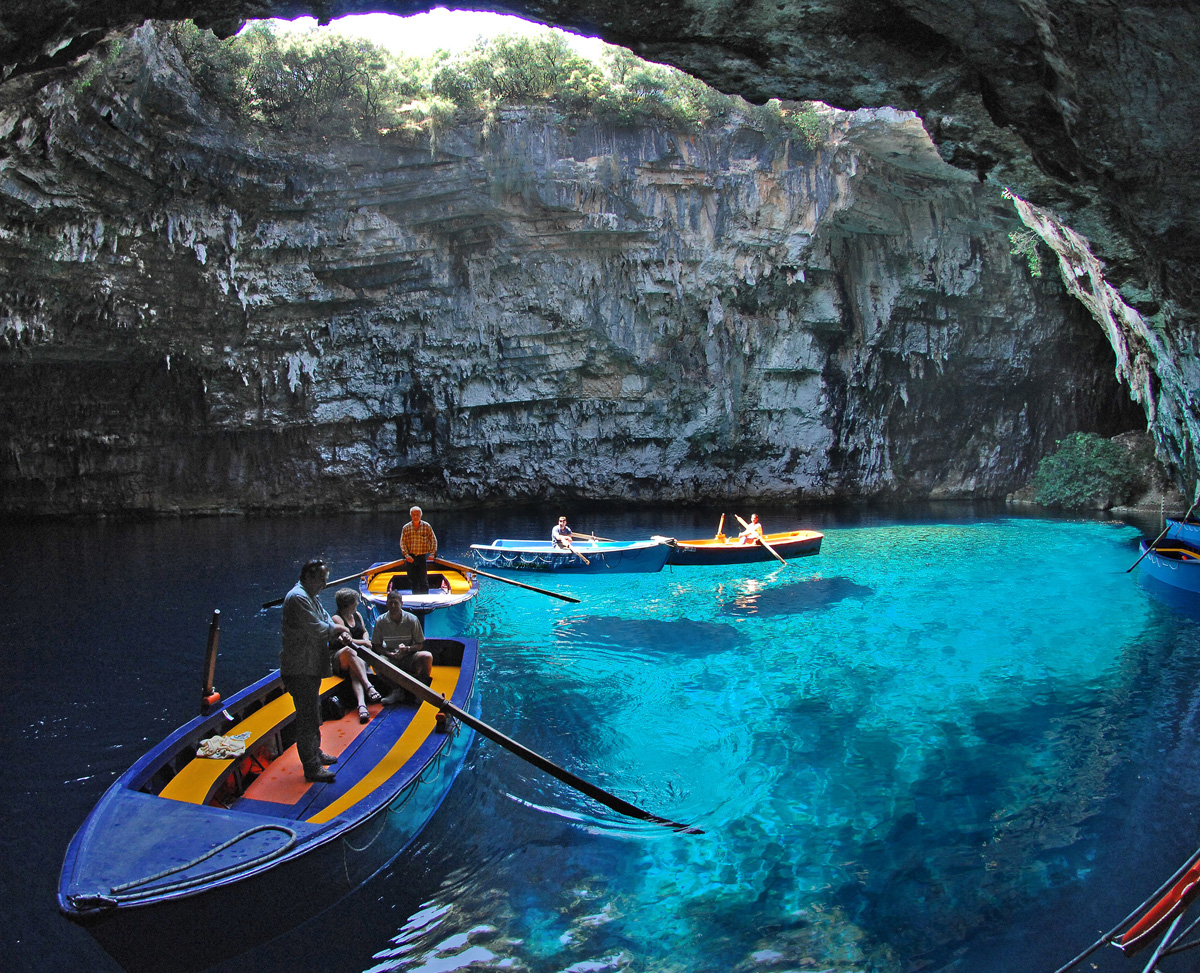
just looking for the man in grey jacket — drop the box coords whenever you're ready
[281,559,351,783]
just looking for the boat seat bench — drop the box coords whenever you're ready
[159,676,346,805]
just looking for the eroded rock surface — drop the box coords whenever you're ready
[0,27,1140,514]
[2,2,1196,488]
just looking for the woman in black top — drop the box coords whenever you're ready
[333,588,383,722]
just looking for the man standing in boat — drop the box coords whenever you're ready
[281,559,352,783]
[401,504,437,595]
[372,589,433,705]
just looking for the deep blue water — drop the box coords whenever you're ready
[6,504,1200,973]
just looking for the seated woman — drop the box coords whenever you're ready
[333,588,383,723]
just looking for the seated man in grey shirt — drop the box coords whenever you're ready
[371,589,434,704]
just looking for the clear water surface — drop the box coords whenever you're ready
[6,504,1200,973]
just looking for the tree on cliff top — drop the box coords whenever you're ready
[162,20,825,147]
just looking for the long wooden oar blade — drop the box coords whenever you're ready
[735,514,788,566]
[261,557,409,609]
[360,646,701,834]
[431,557,580,604]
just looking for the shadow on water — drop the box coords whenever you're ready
[553,615,747,655]
[720,576,875,617]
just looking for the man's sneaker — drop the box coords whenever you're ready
[319,751,338,765]
[304,767,336,783]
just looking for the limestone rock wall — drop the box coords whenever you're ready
[0,27,1140,514]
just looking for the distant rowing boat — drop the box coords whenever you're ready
[358,560,478,636]
[470,537,672,573]
[58,637,478,973]
[659,529,824,566]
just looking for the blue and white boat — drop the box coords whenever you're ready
[470,537,672,573]
[358,560,478,636]
[1136,535,1200,595]
[58,637,478,973]
[1165,518,1200,546]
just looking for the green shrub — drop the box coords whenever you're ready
[1008,228,1044,278]
[147,21,830,146]
[1031,432,1142,508]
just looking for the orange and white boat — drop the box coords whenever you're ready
[659,522,823,567]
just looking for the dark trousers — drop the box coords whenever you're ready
[407,553,430,594]
[282,673,322,774]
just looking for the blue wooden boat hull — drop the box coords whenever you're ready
[58,639,478,973]
[470,538,671,573]
[1137,538,1200,595]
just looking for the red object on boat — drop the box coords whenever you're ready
[1115,859,1200,954]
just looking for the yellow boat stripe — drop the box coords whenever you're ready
[306,665,460,824]
[365,570,472,595]
[160,676,346,804]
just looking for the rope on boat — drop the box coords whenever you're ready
[340,749,449,884]
[103,824,299,903]
[1051,844,1200,973]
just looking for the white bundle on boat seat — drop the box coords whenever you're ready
[196,731,251,759]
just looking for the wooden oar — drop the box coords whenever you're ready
[575,532,615,542]
[1127,483,1200,573]
[736,514,787,566]
[359,645,702,834]
[715,513,725,539]
[261,558,409,609]
[200,610,221,714]
[431,557,581,604]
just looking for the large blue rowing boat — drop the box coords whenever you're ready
[58,637,477,973]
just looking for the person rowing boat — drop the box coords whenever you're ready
[737,513,765,545]
[551,515,590,564]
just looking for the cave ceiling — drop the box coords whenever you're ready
[3,1,1200,475]
[5,2,1196,305]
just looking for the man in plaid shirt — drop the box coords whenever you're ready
[401,505,438,594]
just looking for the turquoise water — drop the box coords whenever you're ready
[8,509,1200,973]
[361,516,1173,973]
